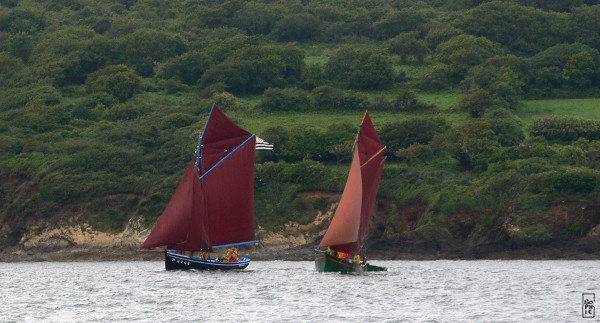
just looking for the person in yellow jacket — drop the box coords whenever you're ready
[225,247,239,262]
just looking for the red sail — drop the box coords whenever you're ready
[202,136,256,247]
[320,111,386,254]
[358,149,386,248]
[357,111,384,167]
[199,106,252,175]
[319,148,363,250]
[357,111,386,248]
[142,105,256,251]
[141,161,208,250]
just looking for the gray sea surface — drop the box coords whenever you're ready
[1,260,598,322]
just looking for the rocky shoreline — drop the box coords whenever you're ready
[1,218,599,262]
[2,237,599,262]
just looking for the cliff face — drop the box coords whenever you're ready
[1,198,599,261]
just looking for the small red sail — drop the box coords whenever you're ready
[319,111,386,254]
[141,161,208,250]
[319,148,363,250]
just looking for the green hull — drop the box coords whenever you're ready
[315,250,386,273]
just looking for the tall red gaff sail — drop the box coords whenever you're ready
[357,111,386,248]
[203,136,256,247]
[320,111,386,254]
[141,161,208,249]
[319,148,362,250]
[199,105,252,175]
[357,150,386,248]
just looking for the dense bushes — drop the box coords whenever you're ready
[325,46,393,90]
[2,0,600,244]
[380,117,450,158]
[528,116,600,142]
[200,45,305,94]
[86,65,140,102]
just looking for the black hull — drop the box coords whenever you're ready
[165,250,250,270]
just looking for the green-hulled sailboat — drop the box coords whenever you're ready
[315,111,387,273]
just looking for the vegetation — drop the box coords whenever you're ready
[1,0,600,251]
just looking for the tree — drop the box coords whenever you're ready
[0,9,45,34]
[424,24,462,51]
[231,2,282,35]
[325,46,393,90]
[528,43,600,95]
[258,87,310,112]
[435,34,500,83]
[380,117,450,158]
[570,5,600,51]
[442,119,501,172]
[201,45,305,94]
[272,13,322,42]
[301,63,325,89]
[456,1,567,54]
[8,32,32,62]
[87,65,140,102]
[483,109,524,146]
[157,51,211,85]
[563,51,598,89]
[371,8,431,40]
[419,63,452,90]
[458,89,494,118]
[118,28,187,76]
[388,32,430,63]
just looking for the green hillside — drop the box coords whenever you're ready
[1,0,600,257]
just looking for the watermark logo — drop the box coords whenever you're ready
[583,293,595,319]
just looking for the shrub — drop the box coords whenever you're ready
[117,28,187,76]
[272,13,322,42]
[325,46,393,90]
[442,119,501,172]
[483,109,524,146]
[528,116,600,142]
[392,90,436,112]
[459,89,494,117]
[258,87,310,112]
[301,63,325,89]
[310,85,367,111]
[528,168,600,194]
[160,113,197,130]
[380,117,450,157]
[87,65,140,102]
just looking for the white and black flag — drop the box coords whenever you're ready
[255,137,274,151]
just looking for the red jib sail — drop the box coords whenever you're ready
[141,161,209,250]
[142,105,256,251]
[319,111,386,254]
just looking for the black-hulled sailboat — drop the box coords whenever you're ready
[315,111,387,273]
[141,105,258,270]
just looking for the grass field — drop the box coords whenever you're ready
[191,92,600,136]
[518,98,600,127]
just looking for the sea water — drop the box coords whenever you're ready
[1,260,598,322]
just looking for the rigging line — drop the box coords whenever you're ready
[360,146,386,168]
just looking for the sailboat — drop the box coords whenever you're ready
[315,111,387,273]
[141,104,259,270]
